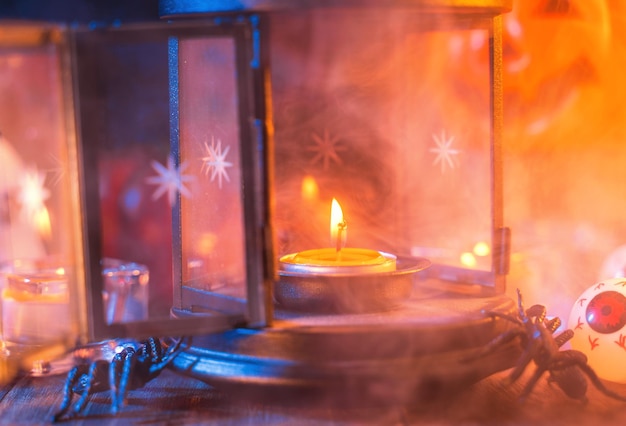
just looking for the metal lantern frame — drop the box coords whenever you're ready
[2,0,513,362]
[153,0,511,335]
[71,19,267,341]
[154,0,515,400]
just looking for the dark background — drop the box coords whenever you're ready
[0,0,160,23]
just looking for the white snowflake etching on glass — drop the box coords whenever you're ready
[430,130,461,174]
[44,153,65,187]
[201,137,233,189]
[146,155,194,207]
[308,129,346,170]
[18,167,50,222]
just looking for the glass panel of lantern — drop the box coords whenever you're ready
[0,23,87,366]
[264,8,507,292]
[72,20,268,339]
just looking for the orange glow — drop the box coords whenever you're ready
[34,206,51,240]
[473,241,490,257]
[330,198,347,249]
[196,232,217,256]
[460,252,477,268]
[301,175,319,202]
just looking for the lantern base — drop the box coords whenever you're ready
[275,255,431,314]
[169,293,519,406]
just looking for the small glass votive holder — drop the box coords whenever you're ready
[101,258,149,324]
[0,257,149,377]
[2,267,70,347]
[0,259,75,376]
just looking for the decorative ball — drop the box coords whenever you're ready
[568,277,626,384]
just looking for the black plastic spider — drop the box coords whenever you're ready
[470,289,626,403]
[52,336,187,421]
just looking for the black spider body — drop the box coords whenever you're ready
[53,337,186,421]
[471,289,626,403]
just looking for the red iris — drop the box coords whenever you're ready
[586,291,626,334]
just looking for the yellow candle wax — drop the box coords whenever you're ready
[2,269,71,346]
[280,198,397,275]
[280,248,397,275]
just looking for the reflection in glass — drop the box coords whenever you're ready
[0,26,84,376]
[269,11,493,274]
[102,258,149,324]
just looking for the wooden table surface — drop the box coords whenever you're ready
[2,362,626,425]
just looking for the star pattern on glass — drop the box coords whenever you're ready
[429,130,461,173]
[146,155,194,207]
[44,153,65,187]
[201,137,233,189]
[17,167,50,221]
[308,129,346,170]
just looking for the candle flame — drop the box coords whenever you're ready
[18,168,51,239]
[34,206,51,240]
[330,198,347,250]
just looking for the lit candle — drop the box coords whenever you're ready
[330,197,347,252]
[279,198,396,275]
[1,266,71,346]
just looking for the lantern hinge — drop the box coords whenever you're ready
[494,226,511,275]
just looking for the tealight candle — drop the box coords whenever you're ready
[2,267,71,346]
[279,198,397,275]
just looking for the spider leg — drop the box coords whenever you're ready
[543,317,562,334]
[72,361,107,417]
[553,329,574,349]
[525,304,547,323]
[576,358,626,402]
[515,288,525,317]
[484,311,524,327]
[462,330,525,363]
[506,342,537,385]
[148,337,188,376]
[52,365,82,422]
[147,337,163,363]
[518,365,547,402]
[109,347,135,414]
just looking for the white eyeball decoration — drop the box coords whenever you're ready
[568,277,626,384]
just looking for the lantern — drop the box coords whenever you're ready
[0,22,87,375]
[153,0,514,403]
[2,0,516,403]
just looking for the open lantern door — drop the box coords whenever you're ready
[73,18,273,340]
